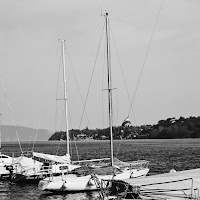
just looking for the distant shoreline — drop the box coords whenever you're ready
[3,138,200,144]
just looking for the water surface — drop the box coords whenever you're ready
[1,139,200,199]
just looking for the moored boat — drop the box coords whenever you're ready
[0,154,16,179]
[39,164,149,192]
[38,13,149,193]
[103,168,200,199]
[9,39,82,183]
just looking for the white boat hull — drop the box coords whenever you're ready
[0,163,10,176]
[11,162,80,183]
[39,168,149,192]
[0,155,15,177]
[109,168,200,200]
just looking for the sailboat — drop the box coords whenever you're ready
[38,13,149,192]
[10,40,81,183]
[10,40,111,183]
[103,168,200,199]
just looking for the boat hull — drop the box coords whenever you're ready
[39,168,149,192]
[10,156,80,184]
[0,164,11,180]
[11,173,44,184]
[108,168,200,199]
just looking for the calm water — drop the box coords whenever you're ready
[1,139,200,200]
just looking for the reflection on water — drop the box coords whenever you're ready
[1,139,200,199]
[38,192,99,200]
[0,182,100,200]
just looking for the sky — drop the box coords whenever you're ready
[0,0,200,132]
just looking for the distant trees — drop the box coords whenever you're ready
[48,116,200,140]
[49,131,64,140]
[148,116,200,139]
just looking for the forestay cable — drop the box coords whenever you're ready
[64,42,91,128]
[110,25,138,125]
[79,19,106,129]
[101,34,109,129]
[31,84,49,152]
[54,41,62,135]
[128,0,164,116]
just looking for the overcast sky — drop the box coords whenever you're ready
[0,0,200,132]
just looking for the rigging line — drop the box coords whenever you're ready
[141,192,194,199]
[47,40,63,155]
[141,177,193,187]
[55,107,64,156]
[54,41,62,134]
[128,0,164,116]
[28,122,37,152]
[114,89,123,158]
[115,136,122,158]
[115,89,119,126]
[25,140,32,156]
[0,75,23,154]
[78,19,106,130]
[56,138,61,155]
[65,104,76,159]
[140,194,168,199]
[70,138,73,159]
[107,17,114,127]
[64,42,91,128]
[58,105,75,157]
[55,126,63,155]
[31,122,41,152]
[110,24,137,126]
[31,46,59,152]
[74,137,80,161]
[59,42,79,158]
[57,108,65,155]
[31,91,48,151]
[111,91,118,153]
[67,109,80,160]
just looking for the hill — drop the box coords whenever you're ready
[1,125,52,142]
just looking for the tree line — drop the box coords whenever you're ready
[48,116,200,140]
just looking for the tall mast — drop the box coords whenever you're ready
[61,40,70,155]
[105,13,114,167]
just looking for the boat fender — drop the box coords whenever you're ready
[59,182,67,191]
[130,171,134,178]
[87,178,94,186]
[6,165,13,171]
[169,168,176,173]
[88,175,95,186]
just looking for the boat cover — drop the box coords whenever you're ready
[11,156,42,173]
[112,168,200,199]
[87,166,121,175]
[33,152,71,164]
[113,157,149,169]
